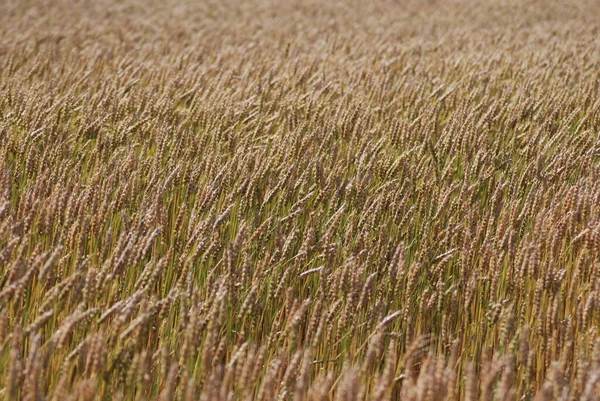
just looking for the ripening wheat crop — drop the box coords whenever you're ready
[1,0,600,399]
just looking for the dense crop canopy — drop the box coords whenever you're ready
[1,0,600,400]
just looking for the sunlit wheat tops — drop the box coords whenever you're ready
[1,0,600,399]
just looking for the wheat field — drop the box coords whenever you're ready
[1,0,600,399]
